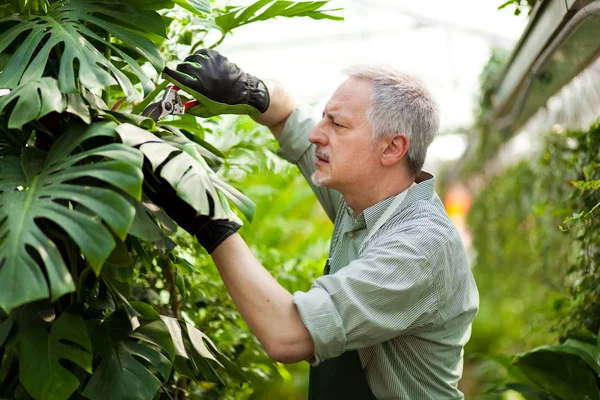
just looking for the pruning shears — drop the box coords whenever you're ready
[142,85,199,122]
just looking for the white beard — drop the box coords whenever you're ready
[311,171,329,187]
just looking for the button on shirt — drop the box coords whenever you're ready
[277,106,479,399]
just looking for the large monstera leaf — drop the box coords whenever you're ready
[0,121,143,312]
[0,0,166,102]
[83,304,175,400]
[18,312,93,400]
[0,77,93,130]
[116,123,256,223]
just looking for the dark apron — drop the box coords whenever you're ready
[307,259,377,400]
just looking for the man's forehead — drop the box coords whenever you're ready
[324,79,371,117]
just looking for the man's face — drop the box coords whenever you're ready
[308,77,379,192]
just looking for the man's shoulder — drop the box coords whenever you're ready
[387,194,459,253]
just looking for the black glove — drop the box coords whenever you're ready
[142,160,240,254]
[162,48,270,118]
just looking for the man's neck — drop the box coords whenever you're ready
[343,175,415,218]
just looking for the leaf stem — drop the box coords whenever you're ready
[190,30,211,53]
[209,33,227,49]
[161,256,181,319]
[132,80,169,115]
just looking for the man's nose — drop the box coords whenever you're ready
[308,120,328,145]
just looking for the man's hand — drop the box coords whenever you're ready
[142,161,240,253]
[162,48,270,118]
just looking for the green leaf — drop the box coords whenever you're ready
[102,110,156,131]
[173,356,196,379]
[0,316,14,347]
[110,0,175,11]
[0,0,166,103]
[161,316,244,381]
[182,143,255,222]
[159,125,224,168]
[129,198,176,242]
[524,339,600,375]
[116,123,250,222]
[130,236,154,274]
[106,236,132,267]
[0,348,15,384]
[83,308,173,400]
[215,1,342,33]
[172,0,211,15]
[0,123,31,156]
[104,278,140,330]
[0,78,65,129]
[498,0,517,10]
[0,122,143,312]
[131,80,169,116]
[175,269,185,298]
[124,341,171,383]
[160,114,205,138]
[211,178,257,222]
[160,316,187,358]
[202,334,247,382]
[65,93,91,124]
[571,180,600,191]
[130,318,175,360]
[513,348,600,400]
[173,255,199,274]
[130,301,161,321]
[185,322,222,367]
[18,313,92,400]
[484,354,540,389]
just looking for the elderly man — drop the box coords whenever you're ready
[153,49,479,399]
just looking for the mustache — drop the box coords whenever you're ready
[315,147,329,161]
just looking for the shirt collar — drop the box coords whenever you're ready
[346,171,436,232]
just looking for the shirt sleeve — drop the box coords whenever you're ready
[277,105,343,222]
[292,234,439,365]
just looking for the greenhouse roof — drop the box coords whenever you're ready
[489,0,600,137]
[214,0,529,172]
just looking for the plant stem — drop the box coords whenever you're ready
[209,33,227,49]
[190,30,211,53]
[132,80,169,115]
[162,257,181,319]
[103,32,112,106]
[68,241,79,305]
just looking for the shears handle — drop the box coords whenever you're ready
[184,100,199,111]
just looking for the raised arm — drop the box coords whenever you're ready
[252,79,296,140]
[163,48,343,220]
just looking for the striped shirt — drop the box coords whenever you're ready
[277,106,479,399]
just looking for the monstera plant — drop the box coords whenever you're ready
[0,1,341,399]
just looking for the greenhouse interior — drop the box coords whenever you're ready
[0,0,599,399]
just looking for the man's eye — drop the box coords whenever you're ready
[333,121,343,128]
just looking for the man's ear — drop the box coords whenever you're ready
[381,134,409,166]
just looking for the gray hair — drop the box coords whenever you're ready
[343,65,440,176]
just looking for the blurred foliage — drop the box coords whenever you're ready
[465,120,600,398]
[454,48,511,180]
